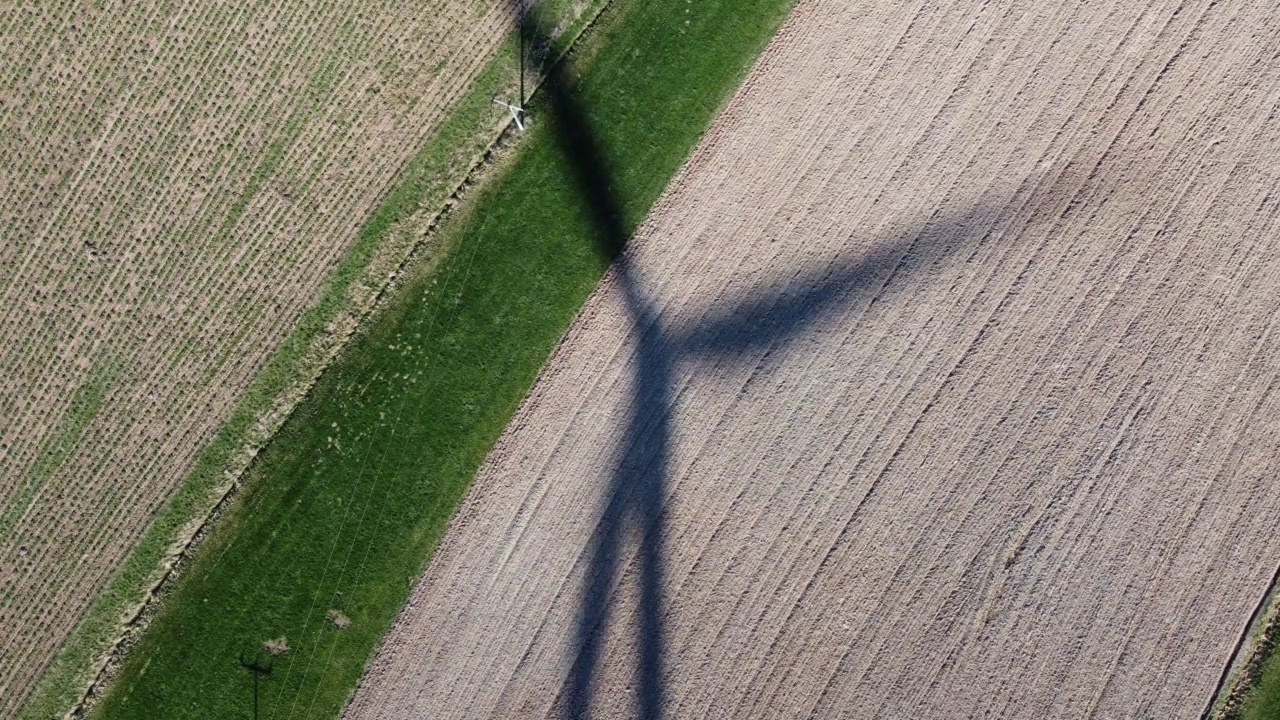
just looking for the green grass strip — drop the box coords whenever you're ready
[90,0,793,717]
[1240,652,1280,720]
[1224,614,1280,720]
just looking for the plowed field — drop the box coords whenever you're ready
[349,0,1280,717]
[0,0,534,714]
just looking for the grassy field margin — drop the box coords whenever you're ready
[86,0,795,717]
[1212,580,1280,720]
[17,2,607,717]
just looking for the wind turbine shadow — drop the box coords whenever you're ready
[517,7,1044,719]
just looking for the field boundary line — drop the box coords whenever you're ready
[1202,338,1280,718]
[1205,551,1280,719]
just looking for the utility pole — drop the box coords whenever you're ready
[238,654,272,720]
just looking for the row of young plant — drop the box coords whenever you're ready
[0,4,371,706]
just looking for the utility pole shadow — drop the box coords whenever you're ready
[238,653,272,720]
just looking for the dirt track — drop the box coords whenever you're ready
[348,0,1280,717]
[0,0,542,713]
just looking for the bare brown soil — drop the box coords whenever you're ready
[348,0,1280,717]
[0,0,537,714]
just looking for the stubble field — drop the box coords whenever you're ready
[349,0,1280,717]
[0,0,542,715]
